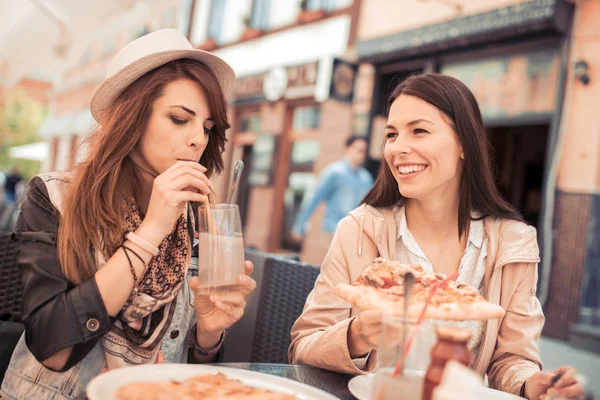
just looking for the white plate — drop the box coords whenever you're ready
[348,373,522,400]
[87,364,340,400]
[348,374,375,400]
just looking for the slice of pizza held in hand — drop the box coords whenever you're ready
[333,258,505,321]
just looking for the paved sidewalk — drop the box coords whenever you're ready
[540,336,600,397]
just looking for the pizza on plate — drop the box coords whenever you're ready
[333,258,505,321]
[114,372,298,400]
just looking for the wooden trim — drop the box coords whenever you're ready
[186,0,197,40]
[49,137,59,171]
[378,59,429,74]
[438,37,561,66]
[268,105,294,252]
[347,0,362,48]
[290,128,320,141]
[206,6,353,51]
[233,131,258,146]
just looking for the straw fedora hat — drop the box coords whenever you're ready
[90,28,236,123]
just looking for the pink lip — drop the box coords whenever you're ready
[177,158,198,162]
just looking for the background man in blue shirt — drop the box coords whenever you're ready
[291,136,374,242]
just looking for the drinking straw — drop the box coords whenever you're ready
[392,272,460,378]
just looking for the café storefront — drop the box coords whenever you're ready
[223,58,358,262]
[355,0,586,342]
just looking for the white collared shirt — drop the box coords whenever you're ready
[395,206,487,355]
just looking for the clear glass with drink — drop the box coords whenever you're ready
[196,203,245,294]
[372,315,436,400]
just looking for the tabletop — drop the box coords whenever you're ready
[219,362,357,400]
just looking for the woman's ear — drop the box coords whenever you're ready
[460,151,465,160]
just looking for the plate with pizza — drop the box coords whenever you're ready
[334,258,505,321]
[87,364,339,400]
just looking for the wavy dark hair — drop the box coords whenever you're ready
[362,73,521,238]
[59,59,229,284]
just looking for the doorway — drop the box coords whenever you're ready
[487,124,549,227]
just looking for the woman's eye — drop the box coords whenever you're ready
[385,132,397,140]
[203,127,212,135]
[414,128,428,134]
[170,116,188,125]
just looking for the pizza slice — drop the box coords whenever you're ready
[333,258,505,321]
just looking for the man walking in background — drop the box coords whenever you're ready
[291,136,374,242]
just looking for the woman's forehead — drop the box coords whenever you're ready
[156,79,210,114]
[388,95,450,127]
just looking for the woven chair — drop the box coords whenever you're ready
[221,249,320,364]
[0,231,24,386]
[0,231,21,322]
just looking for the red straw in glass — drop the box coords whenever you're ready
[392,272,459,378]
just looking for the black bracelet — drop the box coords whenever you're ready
[122,245,147,273]
[188,324,225,357]
[121,245,138,283]
[520,380,527,398]
[121,245,142,299]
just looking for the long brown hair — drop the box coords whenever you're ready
[59,59,229,284]
[362,73,521,238]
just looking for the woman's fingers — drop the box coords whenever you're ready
[210,293,247,308]
[169,174,212,195]
[237,274,257,293]
[174,191,208,204]
[244,260,254,275]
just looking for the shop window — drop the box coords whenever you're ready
[293,106,320,131]
[305,0,349,11]
[178,0,194,37]
[240,114,261,133]
[208,0,227,45]
[249,0,271,30]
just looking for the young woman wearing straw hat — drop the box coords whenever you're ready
[1,29,256,400]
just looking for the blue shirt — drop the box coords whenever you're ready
[292,159,374,235]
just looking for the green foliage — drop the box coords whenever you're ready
[0,87,48,180]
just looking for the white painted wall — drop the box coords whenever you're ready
[214,15,351,78]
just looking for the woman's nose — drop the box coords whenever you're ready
[189,129,207,149]
[391,134,412,155]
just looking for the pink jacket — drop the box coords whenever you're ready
[289,204,544,396]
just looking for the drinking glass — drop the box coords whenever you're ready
[196,203,245,294]
[372,315,436,400]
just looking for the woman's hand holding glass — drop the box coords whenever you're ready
[189,260,256,348]
[137,160,214,245]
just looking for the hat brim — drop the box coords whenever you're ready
[90,49,235,124]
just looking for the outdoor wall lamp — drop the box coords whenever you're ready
[574,60,590,85]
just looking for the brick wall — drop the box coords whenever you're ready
[543,191,592,339]
[244,187,276,250]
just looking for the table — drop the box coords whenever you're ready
[220,362,357,400]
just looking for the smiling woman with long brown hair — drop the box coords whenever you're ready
[290,73,584,399]
[1,29,256,400]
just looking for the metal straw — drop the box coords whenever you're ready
[226,160,244,204]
